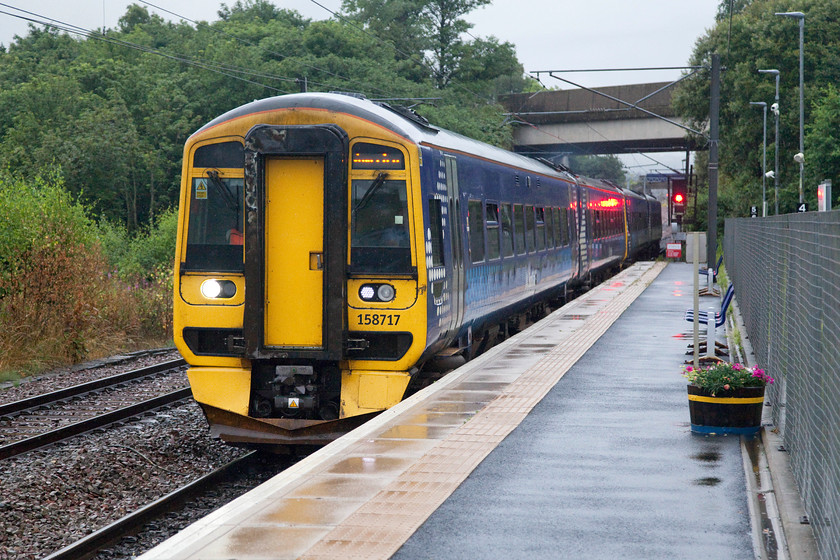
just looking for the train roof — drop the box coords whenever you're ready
[194,92,572,181]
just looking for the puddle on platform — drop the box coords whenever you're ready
[559,314,588,321]
[692,450,722,464]
[693,477,722,486]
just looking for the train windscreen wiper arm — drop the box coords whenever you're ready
[352,172,388,214]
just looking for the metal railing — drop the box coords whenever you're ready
[725,211,840,560]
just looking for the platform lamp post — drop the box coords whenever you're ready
[759,69,780,214]
[776,11,805,204]
[750,102,768,216]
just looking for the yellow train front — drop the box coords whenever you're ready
[175,93,442,446]
[174,92,662,448]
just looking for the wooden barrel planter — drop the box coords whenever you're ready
[687,384,765,435]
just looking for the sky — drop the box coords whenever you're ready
[0,0,722,174]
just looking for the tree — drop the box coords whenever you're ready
[674,0,840,217]
[421,0,491,88]
[805,84,840,208]
[568,155,627,184]
[341,0,494,89]
[0,1,527,230]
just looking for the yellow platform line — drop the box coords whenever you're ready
[688,395,765,404]
[301,261,666,560]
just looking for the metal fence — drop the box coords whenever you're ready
[724,211,840,560]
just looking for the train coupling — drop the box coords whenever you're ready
[272,365,318,416]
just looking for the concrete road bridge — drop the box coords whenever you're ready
[500,82,705,160]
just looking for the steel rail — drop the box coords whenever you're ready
[42,451,259,560]
[0,358,186,417]
[0,387,192,460]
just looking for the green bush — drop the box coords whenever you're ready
[0,169,174,377]
[98,207,177,280]
[0,169,103,370]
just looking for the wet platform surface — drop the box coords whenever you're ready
[140,262,753,560]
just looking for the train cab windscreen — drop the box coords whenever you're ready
[184,142,246,272]
[350,177,411,273]
[184,174,244,272]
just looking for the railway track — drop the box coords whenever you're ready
[0,359,189,460]
[43,451,272,560]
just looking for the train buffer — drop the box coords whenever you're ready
[139,262,808,560]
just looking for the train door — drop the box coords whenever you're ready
[445,154,466,337]
[264,157,324,347]
[242,124,348,361]
[575,180,590,278]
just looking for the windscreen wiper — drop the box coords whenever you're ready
[206,170,240,212]
[352,172,388,214]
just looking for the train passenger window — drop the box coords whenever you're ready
[428,198,445,267]
[500,204,514,258]
[468,200,485,263]
[525,205,536,253]
[486,202,500,260]
[547,208,556,248]
[554,208,563,247]
[351,178,411,273]
[513,204,525,255]
[184,173,244,272]
[535,207,546,251]
[559,207,566,246]
[568,208,575,245]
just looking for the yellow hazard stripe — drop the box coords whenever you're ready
[688,395,765,404]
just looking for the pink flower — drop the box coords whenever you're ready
[733,363,743,371]
[723,384,730,390]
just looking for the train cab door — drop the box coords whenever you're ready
[243,124,348,361]
[263,157,324,347]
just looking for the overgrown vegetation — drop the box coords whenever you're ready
[0,169,174,380]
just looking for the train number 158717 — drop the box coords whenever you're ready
[356,313,401,326]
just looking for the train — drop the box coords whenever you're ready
[173,92,662,448]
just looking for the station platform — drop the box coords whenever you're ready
[140,262,767,560]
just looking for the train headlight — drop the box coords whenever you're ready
[377,284,396,302]
[200,279,237,299]
[359,283,395,302]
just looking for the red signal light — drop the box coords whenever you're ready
[673,193,685,204]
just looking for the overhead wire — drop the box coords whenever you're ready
[0,1,404,98]
[0,3,296,93]
[135,0,395,98]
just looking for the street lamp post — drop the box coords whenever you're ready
[759,69,780,214]
[776,11,805,204]
[750,102,768,216]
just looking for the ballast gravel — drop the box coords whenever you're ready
[0,351,256,560]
